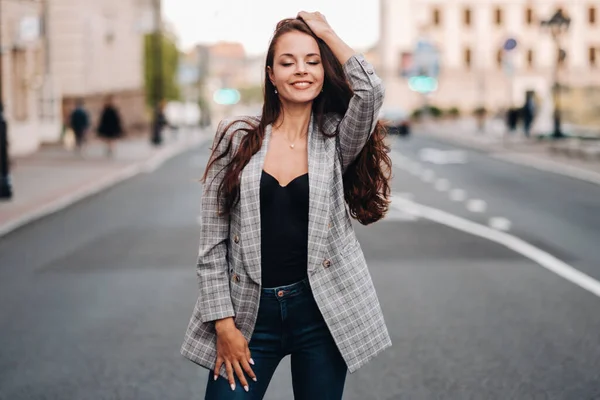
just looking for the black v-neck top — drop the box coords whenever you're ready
[260,170,309,288]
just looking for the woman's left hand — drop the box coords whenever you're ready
[297,11,333,39]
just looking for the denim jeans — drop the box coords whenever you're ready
[204,278,347,399]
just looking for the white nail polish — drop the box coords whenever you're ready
[230,383,236,391]
[213,375,218,381]
[244,385,249,392]
[252,377,257,382]
[249,358,255,365]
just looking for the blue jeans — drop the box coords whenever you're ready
[205,278,347,399]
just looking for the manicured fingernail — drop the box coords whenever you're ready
[213,375,218,381]
[244,385,249,392]
[249,358,255,365]
[252,377,257,382]
[230,383,236,391]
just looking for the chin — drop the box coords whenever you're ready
[287,92,320,104]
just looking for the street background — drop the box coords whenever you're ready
[1,0,600,399]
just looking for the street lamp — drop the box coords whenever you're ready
[541,9,571,139]
[0,0,14,199]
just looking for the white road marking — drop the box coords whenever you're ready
[397,192,415,200]
[390,195,600,298]
[435,178,450,191]
[450,189,467,202]
[419,148,468,165]
[467,199,487,213]
[489,217,512,231]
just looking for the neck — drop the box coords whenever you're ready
[273,101,312,140]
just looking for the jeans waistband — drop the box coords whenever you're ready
[261,278,310,299]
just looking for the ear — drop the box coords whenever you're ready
[266,66,276,86]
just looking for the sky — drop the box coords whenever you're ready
[163,0,380,55]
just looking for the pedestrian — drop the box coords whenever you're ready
[181,12,392,399]
[521,90,536,138]
[97,95,124,158]
[69,98,90,155]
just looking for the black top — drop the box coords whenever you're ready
[260,170,309,288]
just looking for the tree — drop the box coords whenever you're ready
[144,33,180,107]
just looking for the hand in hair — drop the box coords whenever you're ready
[297,11,333,39]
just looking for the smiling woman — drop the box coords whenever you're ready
[181,12,392,400]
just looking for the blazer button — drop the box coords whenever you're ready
[322,259,331,268]
[367,69,374,75]
[361,59,367,66]
[232,273,240,283]
[233,235,239,244]
[328,223,332,229]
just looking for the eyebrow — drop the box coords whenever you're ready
[278,53,321,58]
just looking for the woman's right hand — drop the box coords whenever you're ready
[214,317,257,391]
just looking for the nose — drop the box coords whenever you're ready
[294,61,308,75]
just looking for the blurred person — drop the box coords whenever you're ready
[69,98,90,155]
[181,12,392,400]
[521,90,536,138]
[97,95,124,157]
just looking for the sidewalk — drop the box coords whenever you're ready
[416,118,600,186]
[0,128,213,237]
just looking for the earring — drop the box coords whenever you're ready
[274,88,278,94]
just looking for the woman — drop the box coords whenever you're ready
[97,95,123,157]
[181,12,392,399]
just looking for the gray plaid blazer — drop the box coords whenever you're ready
[181,54,391,377]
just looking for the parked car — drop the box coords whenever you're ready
[378,108,411,136]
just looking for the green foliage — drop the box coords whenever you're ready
[144,33,180,107]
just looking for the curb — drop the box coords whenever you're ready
[0,134,213,238]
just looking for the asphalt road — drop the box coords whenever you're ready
[1,136,599,399]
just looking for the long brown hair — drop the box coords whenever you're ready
[203,18,391,225]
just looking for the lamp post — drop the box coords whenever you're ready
[150,0,164,146]
[0,0,14,199]
[541,9,571,139]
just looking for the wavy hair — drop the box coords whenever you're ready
[203,18,391,225]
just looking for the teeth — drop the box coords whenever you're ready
[292,82,311,88]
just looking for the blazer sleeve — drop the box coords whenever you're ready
[337,54,385,172]
[196,119,236,323]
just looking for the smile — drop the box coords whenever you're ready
[290,81,313,89]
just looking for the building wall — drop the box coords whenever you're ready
[380,0,600,124]
[0,0,62,156]
[48,0,147,134]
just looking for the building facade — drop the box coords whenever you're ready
[48,0,147,138]
[380,0,600,126]
[0,0,61,156]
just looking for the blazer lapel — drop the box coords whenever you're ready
[239,124,271,285]
[307,114,332,275]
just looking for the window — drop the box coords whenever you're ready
[526,7,534,25]
[495,7,503,25]
[433,8,441,26]
[590,47,597,67]
[590,7,597,24]
[464,8,472,26]
[464,48,472,68]
[527,49,534,68]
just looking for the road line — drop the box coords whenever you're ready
[450,189,466,202]
[489,217,512,231]
[466,199,487,213]
[391,195,600,298]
